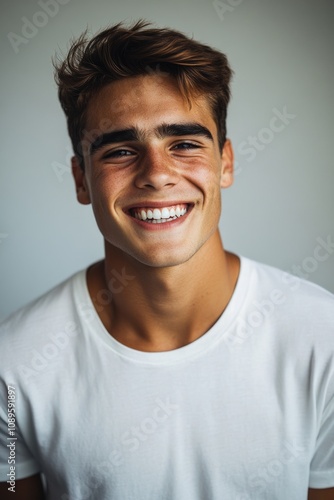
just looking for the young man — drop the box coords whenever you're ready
[0,20,333,500]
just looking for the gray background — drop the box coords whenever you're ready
[1,0,333,320]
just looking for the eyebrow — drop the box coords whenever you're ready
[89,123,214,155]
[156,123,213,141]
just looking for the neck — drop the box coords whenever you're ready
[87,230,240,352]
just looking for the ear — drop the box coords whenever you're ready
[71,156,91,205]
[220,139,234,189]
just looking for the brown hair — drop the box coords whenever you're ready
[54,20,233,167]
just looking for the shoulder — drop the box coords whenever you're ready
[244,256,334,311]
[228,258,334,395]
[0,269,87,365]
[238,256,334,346]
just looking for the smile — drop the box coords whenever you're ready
[130,204,190,224]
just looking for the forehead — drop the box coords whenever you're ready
[84,74,216,136]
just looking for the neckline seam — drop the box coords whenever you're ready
[73,255,252,364]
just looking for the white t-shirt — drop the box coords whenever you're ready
[0,257,333,499]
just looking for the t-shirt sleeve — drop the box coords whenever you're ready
[0,384,41,482]
[309,395,334,488]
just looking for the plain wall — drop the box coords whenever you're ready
[1,0,333,320]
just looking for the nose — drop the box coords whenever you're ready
[134,149,179,190]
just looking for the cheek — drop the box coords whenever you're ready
[184,162,221,197]
[190,164,222,218]
[90,180,110,208]
[89,170,126,205]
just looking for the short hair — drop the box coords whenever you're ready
[54,20,233,167]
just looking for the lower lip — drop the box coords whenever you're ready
[127,207,193,230]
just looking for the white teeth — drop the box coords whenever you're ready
[132,204,189,222]
[161,207,170,218]
[153,209,161,220]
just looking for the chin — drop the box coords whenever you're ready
[130,248,198,269]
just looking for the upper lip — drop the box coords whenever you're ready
[124,201,193,211]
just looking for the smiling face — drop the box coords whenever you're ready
[73,73,234,268]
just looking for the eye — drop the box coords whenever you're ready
[102,149,135,159]
[172,142,201,150]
